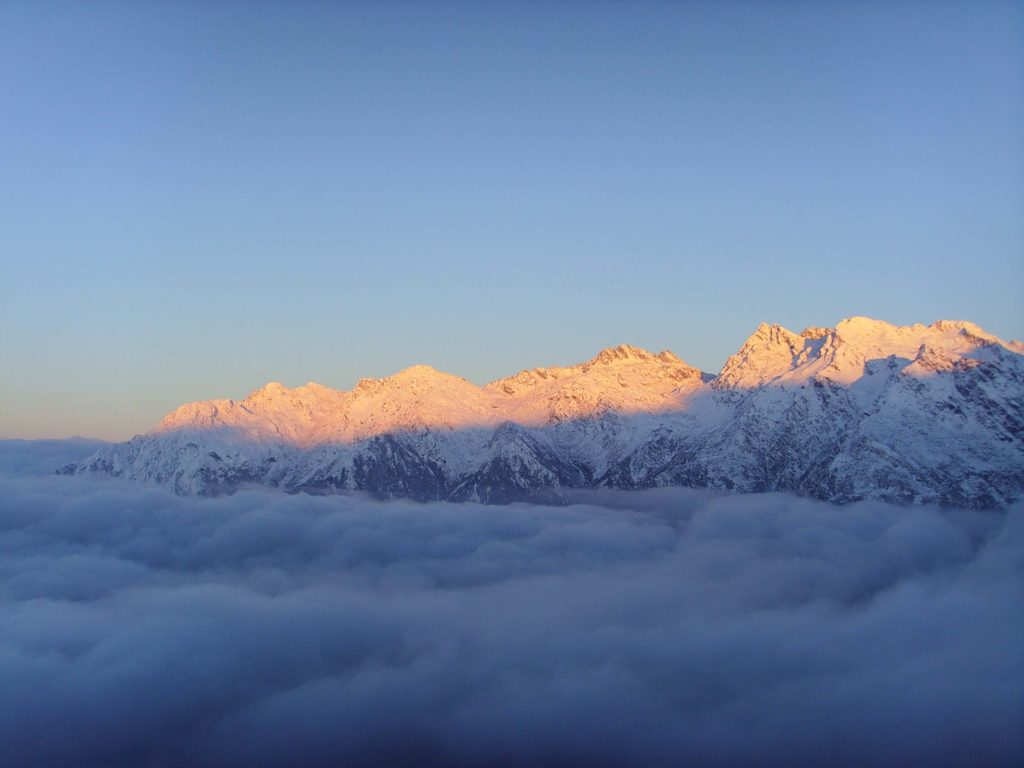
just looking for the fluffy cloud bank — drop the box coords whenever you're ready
[1,467,1021,767]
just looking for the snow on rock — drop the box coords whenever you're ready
[486,344,703,426]
[68,318,1024,508]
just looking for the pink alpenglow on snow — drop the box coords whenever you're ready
[70,317,1024,508]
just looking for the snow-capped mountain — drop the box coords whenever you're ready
[67,318,1024,508]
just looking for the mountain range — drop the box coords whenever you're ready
[67,317,1024,508]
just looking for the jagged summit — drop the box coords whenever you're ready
[581,344,697,373]
[714,316,1021,390]
[484,344,703,425]
[252,380,287,394]
[354,365,477,396]
[715,323,808,389]
[590,344,658,364]
[70,316,1024,508]
[243,380,335,403]
[386,364,451,380]
[799,326,831,340]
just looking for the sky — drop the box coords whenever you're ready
[2,0,1022,440]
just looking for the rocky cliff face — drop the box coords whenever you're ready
[67,318,1024,508]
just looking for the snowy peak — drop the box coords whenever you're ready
[715,316,1021,390]
[589,344,659,365]
[72,315,1024,509]
[336,364,497,440]
[354,364,480,396]
[829,316,1019,381]
[832,316,1006,357]
[149,319,1021,446]
[248,380,287,398]
[156,398,236,432]
[715,322,816,389]
[583,344,699,375]
[929,319,1003,345]
[799,326,831,340]
[154,379,349,447]
[383,364,454,382]
[239,381,338,414]
[490,344,700,387]
[486,344,703,424]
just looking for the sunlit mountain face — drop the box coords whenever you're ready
[67,317,1024,508]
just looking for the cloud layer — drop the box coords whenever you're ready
[0,438,108,476]
[1,470,1022,767]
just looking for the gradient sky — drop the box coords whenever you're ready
[2,1,1022,440]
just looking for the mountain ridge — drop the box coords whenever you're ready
[67,317,1024,508]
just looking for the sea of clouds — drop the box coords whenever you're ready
[1,441,1022,767]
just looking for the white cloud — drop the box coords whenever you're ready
[1,469,1021,767]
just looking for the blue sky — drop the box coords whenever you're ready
[2,1,1022,439]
